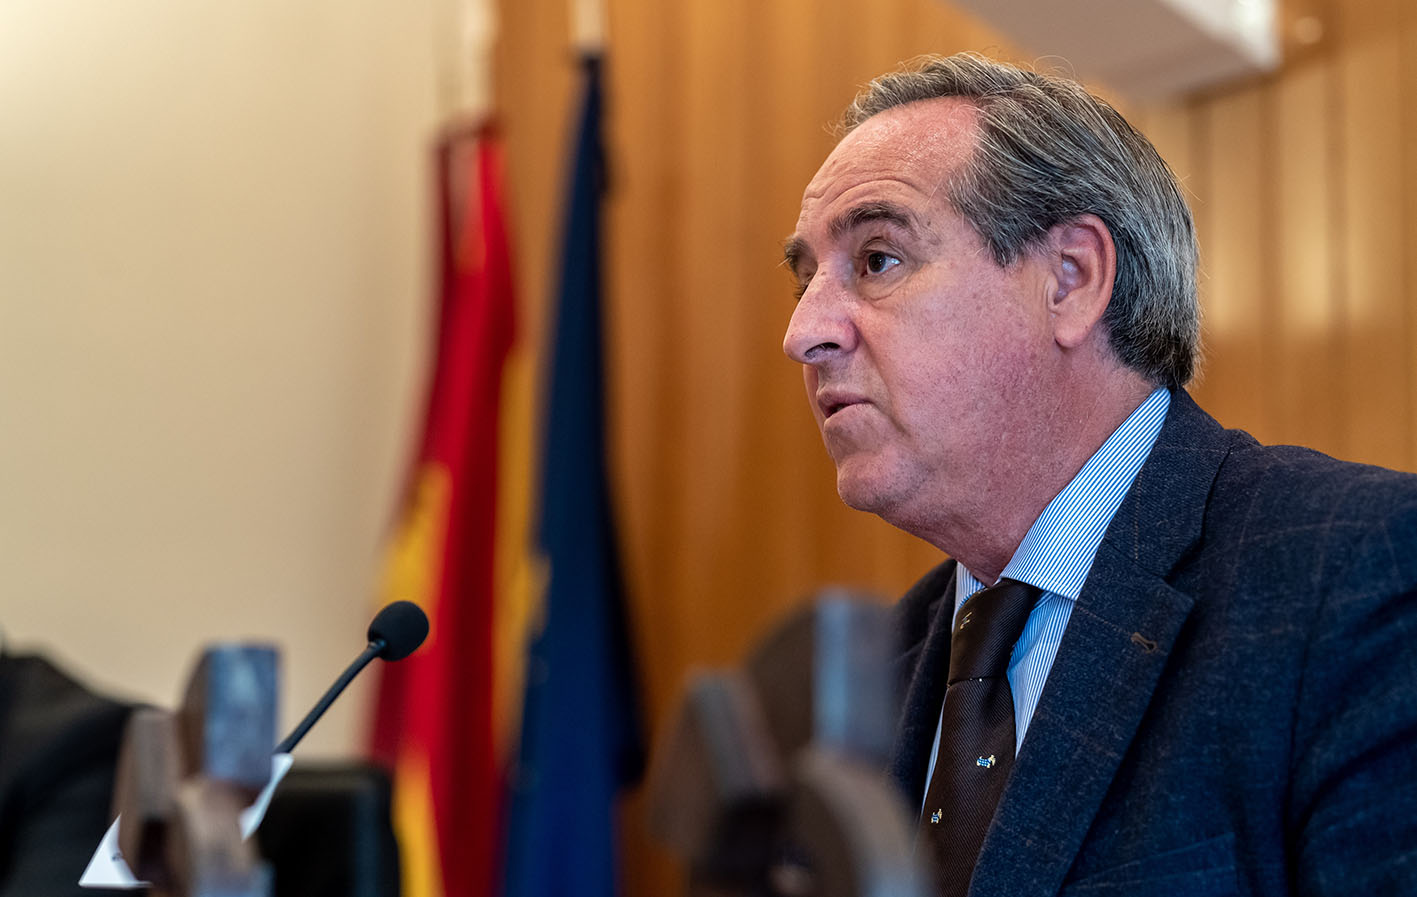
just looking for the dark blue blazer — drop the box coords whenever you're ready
[892,390,1417,896]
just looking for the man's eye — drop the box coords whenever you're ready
[863,251,900,276]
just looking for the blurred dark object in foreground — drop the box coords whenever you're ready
[258,763,400,897]
[0,646,398,897]
[647,591,929,897]
[0,650,134,897]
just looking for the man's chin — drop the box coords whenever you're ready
[834,465,898,515]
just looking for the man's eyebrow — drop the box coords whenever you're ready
[829,201,919,240]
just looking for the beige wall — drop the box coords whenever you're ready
[0,0,443,756]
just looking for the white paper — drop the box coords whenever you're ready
[79,819,142,889]
[80,753,295,889]
[239,752,294,838]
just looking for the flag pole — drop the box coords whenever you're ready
[571,0,606,55]
[446,0,497,124]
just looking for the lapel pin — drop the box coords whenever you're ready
[976,755,996,768]
[930,809,943,824]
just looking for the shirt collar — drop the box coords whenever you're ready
[958,387,1171,604]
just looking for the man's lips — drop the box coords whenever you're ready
[817,391,870,420]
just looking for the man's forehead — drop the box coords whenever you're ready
[801,97,978,209]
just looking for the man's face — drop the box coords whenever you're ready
[782,98,1055,535]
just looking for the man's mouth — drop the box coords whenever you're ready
[818,392,868,420]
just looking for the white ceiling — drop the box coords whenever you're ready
[951,0,1279,99]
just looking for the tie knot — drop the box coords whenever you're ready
[947,578,1041,685]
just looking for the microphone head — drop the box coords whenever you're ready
[368,601,429,661]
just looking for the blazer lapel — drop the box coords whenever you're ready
[890,560,959,800]
[969,390,1234,897]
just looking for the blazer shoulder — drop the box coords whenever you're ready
[1212,440,1417,555]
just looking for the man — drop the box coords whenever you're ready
[782,53,1417,896]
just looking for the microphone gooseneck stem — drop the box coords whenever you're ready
[275,640,385,754]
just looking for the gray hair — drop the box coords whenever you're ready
[843,53,1199,388]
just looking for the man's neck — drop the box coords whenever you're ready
[904,371,1158,584]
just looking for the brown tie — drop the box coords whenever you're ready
[917,577,1041,897]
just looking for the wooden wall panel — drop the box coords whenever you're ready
[1272,57,1344,456]
[1335,0,1411,468]
[1407,0,1417,467]
[599,0,682,693]
[1134,101,1198,195]
[750,0,836,608]
[1192,86,1274,439]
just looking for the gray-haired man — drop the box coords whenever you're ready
[783,53,1417,897]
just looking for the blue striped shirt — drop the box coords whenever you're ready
[922,387,1170,800]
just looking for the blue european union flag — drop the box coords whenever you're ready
[501,53,645,897]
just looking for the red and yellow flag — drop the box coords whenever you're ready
[370,123,536,897]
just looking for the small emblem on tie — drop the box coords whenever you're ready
[930,809,943,824]
[977,755,996,768]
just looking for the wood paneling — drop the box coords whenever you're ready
[1336,0,1411,468]
[1272,56,1344,455]
[490,2,1417,894]
[1194,85,1274,438]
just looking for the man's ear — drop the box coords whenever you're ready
[1045,214,1116,349]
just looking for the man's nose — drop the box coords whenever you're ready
[783,277,856,364]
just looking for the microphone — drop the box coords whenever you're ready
[274,601,429,754]
[366,599,431,661]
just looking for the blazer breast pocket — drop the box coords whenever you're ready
[1058,832,1239,897]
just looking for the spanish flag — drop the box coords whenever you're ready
[370,122,529,897]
